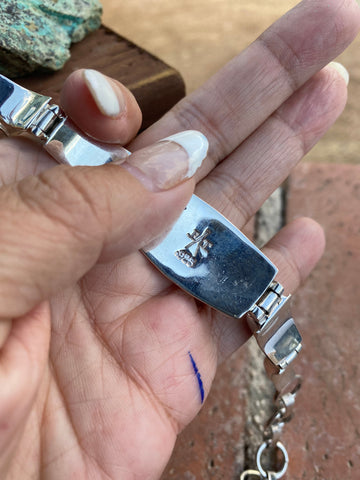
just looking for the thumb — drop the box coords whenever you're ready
[0,130,208,318]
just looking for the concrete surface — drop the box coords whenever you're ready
[286,163,360,479]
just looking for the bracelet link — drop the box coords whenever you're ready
[0,74,131,167]
[247,282,302,372]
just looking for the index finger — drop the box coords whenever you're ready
[60,69,142,144]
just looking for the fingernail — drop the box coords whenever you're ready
[328,62,350,86]
[83,69,126,117]
[121,130,209,191]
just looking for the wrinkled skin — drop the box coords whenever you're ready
[0,1,359,479]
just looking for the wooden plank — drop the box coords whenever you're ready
[17,26,185,130]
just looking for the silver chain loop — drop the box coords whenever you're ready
[240,382,300,479]
[241,281,303,479]
[256,441,289,479]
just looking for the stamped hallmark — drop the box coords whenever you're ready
[175,227,213,268]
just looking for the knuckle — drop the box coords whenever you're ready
[271,112,307,161]
[206,171,255,225]
[170,95,232,163]
[257,31,300,94]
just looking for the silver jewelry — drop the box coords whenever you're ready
[145,195,302,479]
[0,74,303,479]
[0,74,129,165]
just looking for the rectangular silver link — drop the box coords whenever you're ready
[262,318,302,369]
[250,295,302,371]
[145,195,277,318]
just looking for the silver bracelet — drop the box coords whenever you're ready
[0,74,303,479]
[145,195,302,480]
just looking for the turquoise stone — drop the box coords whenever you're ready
[0,0,102,77]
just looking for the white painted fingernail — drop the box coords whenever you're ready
[161,130,209,178]
[83,69,125,117]
[120,130,208,191]
[328,62,350,86]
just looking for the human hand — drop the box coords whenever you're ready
[0,1,359,479]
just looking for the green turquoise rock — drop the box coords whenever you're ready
[0,0,102,77]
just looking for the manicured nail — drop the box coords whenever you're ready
[83,69,125,117]
[328,62,349,86]
[121,130,209,191]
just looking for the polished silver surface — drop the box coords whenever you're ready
[145,194,278,319]
[44,120,125,166]
[0,74,129,166]
[0,74,51,134]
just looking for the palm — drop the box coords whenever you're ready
[46,264,208,479]
[1,138,227,479]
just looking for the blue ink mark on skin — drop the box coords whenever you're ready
[188,351,205,404]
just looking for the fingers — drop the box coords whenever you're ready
[0,70,143,187]
[60,69,142,144]
[262,217,325,293]
[129,0,360,172]
[214,217,325,362]
[0,131,208,319]
[196,63,348,225]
